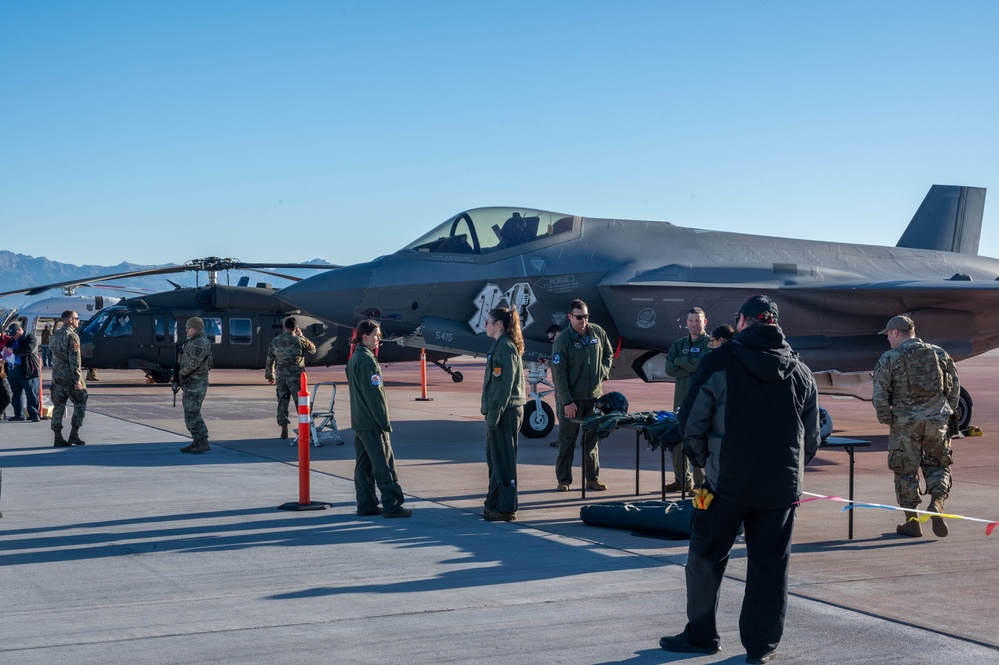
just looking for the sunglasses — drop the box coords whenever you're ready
[570,314,589,321]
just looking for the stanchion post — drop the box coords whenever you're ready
[278,371,329,511]
[415,348,433,401]
[297,372,311,504]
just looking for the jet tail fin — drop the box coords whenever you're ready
[896,185,986,254]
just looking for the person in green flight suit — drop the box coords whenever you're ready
[480,306,527,522]
[345,319,411,518]
[551,298,614,492]
[664,307,711,492]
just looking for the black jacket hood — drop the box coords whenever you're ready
[728,324,800,382]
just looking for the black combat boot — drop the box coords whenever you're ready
[68,427,86,445]
[53,430,71,448]
[928,496,949,537]
[280,424,289,439]
[180,439,198,453]
[190,438,211,454]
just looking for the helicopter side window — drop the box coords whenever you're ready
[154,316,177,343]
[204,317,223,344]
[104,314,133,338]
[230,318,252,345]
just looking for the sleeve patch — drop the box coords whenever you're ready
[552,353,561,365]
[492,367,502,378]
[371,374,383,387]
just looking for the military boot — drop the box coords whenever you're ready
[190,438,211,454]
[53,430,71,448]
[180,439,198,453]
[928,496,949,537]
[280,424,289,439]
[896,511,922,537]
[68,427,86,445]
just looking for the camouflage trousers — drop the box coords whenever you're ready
[182,382,209,439]
[50,379,88,430]
[887,417,952,508]
[273,374,302,426]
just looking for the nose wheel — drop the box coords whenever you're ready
[431,359,463,383]
[521,400,555,438]
[956,386,973,431]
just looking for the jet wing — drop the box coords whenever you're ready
[599,275,999,370]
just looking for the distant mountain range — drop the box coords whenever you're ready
[0,250,332,307]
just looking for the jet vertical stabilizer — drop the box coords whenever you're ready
[896,184,986,255]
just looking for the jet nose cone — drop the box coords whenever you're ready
[279,264,371,326]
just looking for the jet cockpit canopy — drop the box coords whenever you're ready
[405,207,576,255]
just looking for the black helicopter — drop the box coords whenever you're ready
[1,257,462,382]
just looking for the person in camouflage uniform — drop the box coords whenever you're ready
[178,317,213,454]
[264,317,316,439]
[49,310,88,447]
[873,315,960,538]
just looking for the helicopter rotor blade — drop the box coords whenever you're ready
[1,265,199,297]
[0,259,338,298]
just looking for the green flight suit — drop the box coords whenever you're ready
[550,323,613,484]
[346,344,405,514]
[664,331,711,487]
[480,332,526,515]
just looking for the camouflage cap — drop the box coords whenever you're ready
[738,295,779,323]
[186,317,205,332]
[879,315,915,335]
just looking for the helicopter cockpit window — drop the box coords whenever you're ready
[230,318,252,345]
[204,317,223,344]
[81,311,111,337]
[403,208,574,255]
[104,313,133,338]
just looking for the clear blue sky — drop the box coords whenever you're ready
[3,1,998,267]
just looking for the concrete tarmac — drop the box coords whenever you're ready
[2,353,997,664]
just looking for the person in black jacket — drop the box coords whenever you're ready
[3,322,42,422]
[660,295,820,665]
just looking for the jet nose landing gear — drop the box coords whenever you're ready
[520,360,556,438]
[431,358,463,383]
